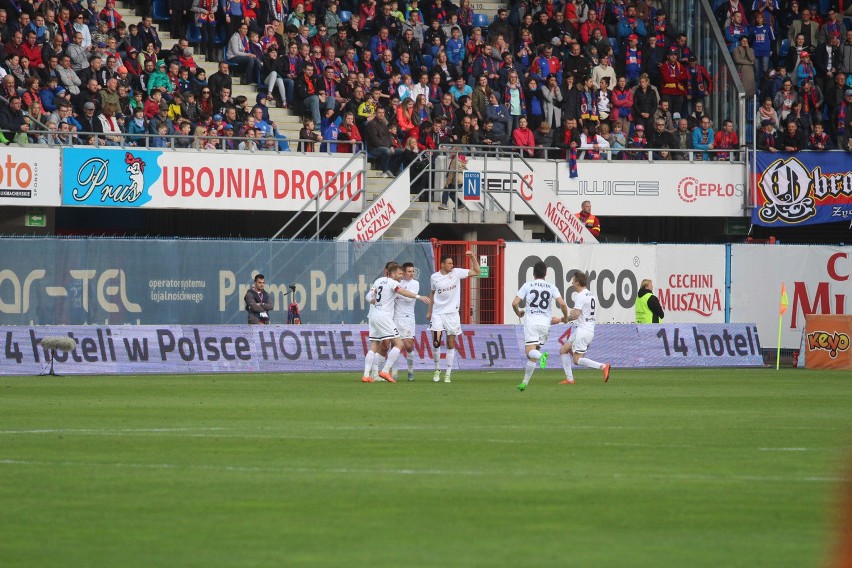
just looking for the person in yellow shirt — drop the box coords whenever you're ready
[635,279,665,323]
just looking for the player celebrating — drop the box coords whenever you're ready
[426,251,481,383]
[363,262,431,383]
[559,271,611,384]
[512,261,569,392]
[391,262,420,381]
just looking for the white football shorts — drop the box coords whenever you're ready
[369,313,399,341]
[524,324,550,346]
[394,316,415,340]
[430,312,462,336]
[566,328,594,353]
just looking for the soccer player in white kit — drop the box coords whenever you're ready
[426,251,481,383]
[392,262,419,381]
[512,261,570,391]
[559,271,611,384]
[363,262,431,383]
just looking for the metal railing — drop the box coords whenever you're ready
[269,148,369,241]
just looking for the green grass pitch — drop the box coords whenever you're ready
[1,368,851,567]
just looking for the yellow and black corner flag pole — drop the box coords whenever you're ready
[777,283,789,370]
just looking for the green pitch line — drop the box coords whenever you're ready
[0,369,850,568]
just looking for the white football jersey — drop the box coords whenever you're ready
[395,278,419,319]
[573,288,598,332]
[368,276,401,317]
[430,267,470,315]
[516,280,562,327]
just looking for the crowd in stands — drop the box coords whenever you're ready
[0,0,849,159]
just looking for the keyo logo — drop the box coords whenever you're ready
[806,331,850,359]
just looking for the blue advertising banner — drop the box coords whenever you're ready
[0,239,433,325]
[752,151,852,227]
[0,323,763,375]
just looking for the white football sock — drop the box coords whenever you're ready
[383,347,401,373]
[445,348,456,375]
[561,353,574,380]
[433,346,441,371]
[406,352,415,372]
[363,351,375,377]
[523,360,536,384]
[373,355,385,378]
[577,357,604,370]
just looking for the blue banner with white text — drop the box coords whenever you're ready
[752,152,852,227]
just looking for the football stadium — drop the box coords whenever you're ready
[0,0,851,565]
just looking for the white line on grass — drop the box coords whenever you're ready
[0,427,228,435]
[1,458,848,483]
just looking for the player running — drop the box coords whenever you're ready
[426,251,481,383]
[512,261,569,391]
[391,262,420,381]
[559,271,611,384]
[363,262,431,383]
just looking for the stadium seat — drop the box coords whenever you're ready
[223,44,245,73]
[186,23,202,44]
[473,13,490,28]
[423,54,433,68]
[339,10,352,23]
[779,38,789,58]
[152,0,169,22]
[215,25,228,45]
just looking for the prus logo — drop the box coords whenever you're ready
[807,331,850,358]
[71,151,149,205]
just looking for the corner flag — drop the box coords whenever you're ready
[776,282,788,369]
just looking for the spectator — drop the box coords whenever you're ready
[648,117,675,156]
[295,63,322,125]
[787,8,818,49]
[779,119,806,151]
[552,115,581,158]
[632,73,658,132]
[692,116,715,160]
[628,123,649,159]
[757,119,778,152]
[579,123,609,159]
[299,117,323,151]
[813,35,843,96]
[671,117,692,158]
[757,96,779,127]
[229,23,263,85]
[732,37,756,99]
[541,73,563,128]
[713,119,739,160]
[486,92,510,143]
[794,50,815,87]
[685,56,712,114]
[808,122,833,150]
[362,106,401,177]
[338,111,363,153]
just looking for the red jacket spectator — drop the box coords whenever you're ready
[660,57,688,96]
[580,17,607,44]
[512,121,536,156]
[21,38,43,69]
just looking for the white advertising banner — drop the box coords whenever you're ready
[0,147,60,207]
[337,170,410,241]
[62,148,365,212]
[462,157,746,217]
[655,245,726,323]
[730,245,850,349]
[504,243,657,323]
